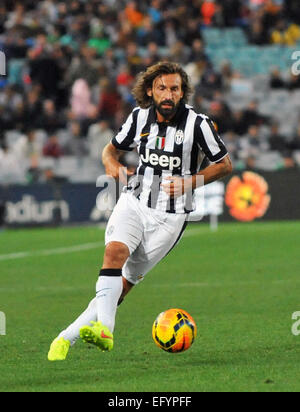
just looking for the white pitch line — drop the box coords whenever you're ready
[0,241,104,262]
[153,279,300,289]
[0,227,204,262]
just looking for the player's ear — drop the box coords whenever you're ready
[147,88,152,97]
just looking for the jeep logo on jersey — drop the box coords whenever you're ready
[140,148,181,171]
[175,129,184,145]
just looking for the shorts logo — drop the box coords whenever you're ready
[140,148,181,171]
[175,130,184,145]
[106,225,114,236]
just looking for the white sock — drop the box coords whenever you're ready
[96,273,123,333]
[58,298,97,345]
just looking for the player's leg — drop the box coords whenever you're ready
[96,243,135,333]
[118,275,134,305]
[53,242,134,356]
[48,277,134,360]
[48,298,97,361]
[49,192,141,359]
[79,245,134,351]
[80,193,143,351]
[94,242,130,337]
[59,298,97,344]
[79,244,127,352]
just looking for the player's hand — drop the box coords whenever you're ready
[161,176,193,199]
[105,161,134,185]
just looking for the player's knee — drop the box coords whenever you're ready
[103,242,130,268]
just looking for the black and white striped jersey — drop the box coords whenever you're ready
[111,102,228,214]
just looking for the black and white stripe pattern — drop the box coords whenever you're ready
[111,103,228,214]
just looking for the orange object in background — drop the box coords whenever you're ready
[125,1,144,27]
[201,1,216,25]
[225,172,271,222]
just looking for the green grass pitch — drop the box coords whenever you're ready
[0,221,299,392]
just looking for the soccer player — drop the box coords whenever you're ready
[48,62,232,361]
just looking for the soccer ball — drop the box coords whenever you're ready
[152,308,197,353]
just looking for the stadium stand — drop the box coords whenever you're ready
[1,0,300,184]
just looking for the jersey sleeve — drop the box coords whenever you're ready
[194,115,228,163]
[111,108,139,151]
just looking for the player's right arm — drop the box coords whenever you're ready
[102,143,134,185]
[102,108,139,184]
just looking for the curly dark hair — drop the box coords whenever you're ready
[132,61,193,109]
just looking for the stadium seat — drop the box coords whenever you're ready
[65,157,103,183]
[4,131,22,148]
[39,157,56,170]
[280,122,295,138]
[254,151,284,171]
[56,156,79,176]
[290,90,300,109]
[293,151,300,166]
[7,59,25,86]
[252,75,270,93]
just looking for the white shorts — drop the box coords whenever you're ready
[105,192,188,285]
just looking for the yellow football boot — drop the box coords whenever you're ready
[48,337,70,361]
[80,321,113,352]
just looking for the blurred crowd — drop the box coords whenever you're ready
[1,0,300,184]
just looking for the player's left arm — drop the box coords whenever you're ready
[162,154,232,198]
[192,154,233,188]
[189,115,233,189]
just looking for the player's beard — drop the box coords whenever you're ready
[153,98,180,121]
